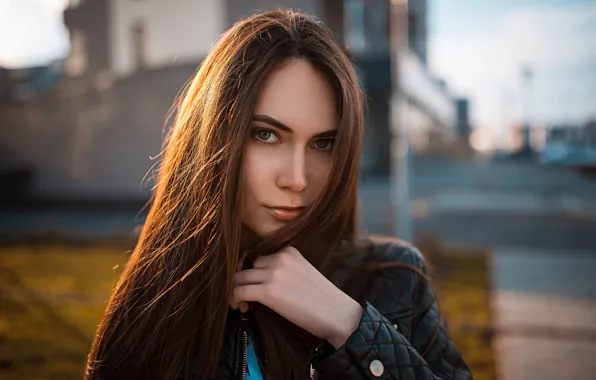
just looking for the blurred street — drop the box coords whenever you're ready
[362,158,596,380]
[362,158,596,250]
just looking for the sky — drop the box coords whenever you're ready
[428,0,596,143]
[0,0,70,69]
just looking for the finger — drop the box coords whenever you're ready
[229,295,239,310]
[229,295,251,311]
[234,268,270,286]
[230,294,251,312]
[233,284,264,303]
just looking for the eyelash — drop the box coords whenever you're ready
[251,128,335,151]
[252,128,279,144]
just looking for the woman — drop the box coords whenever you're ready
[85,9,472,380]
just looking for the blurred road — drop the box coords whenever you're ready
[361,158,596,250]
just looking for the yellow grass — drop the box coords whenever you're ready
[0,245,129,380]
[430,248,497,380]
[0,244,495,380]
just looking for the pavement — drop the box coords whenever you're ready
[491,249,596,380]
[494,291,596,380]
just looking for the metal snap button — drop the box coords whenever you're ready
[393,323,399,331]
[369,359,384,377]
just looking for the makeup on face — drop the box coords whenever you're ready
[240,59,337,237]
[264,205,307,222]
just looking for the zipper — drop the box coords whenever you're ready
[240,314,248,380]
[241,329,248,380]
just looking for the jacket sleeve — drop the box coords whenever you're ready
[311,245,473,380]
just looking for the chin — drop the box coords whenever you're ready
[257,224,282,237]
[252,220,286,238]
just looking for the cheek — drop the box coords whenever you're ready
[242,145,275,201]
[307,153,333,193]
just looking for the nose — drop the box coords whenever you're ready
[276,147,308,192]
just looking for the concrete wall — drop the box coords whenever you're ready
[0,0,350,201]
[0,64,198,200]
[109,0,224,76]
[64,0,340,77]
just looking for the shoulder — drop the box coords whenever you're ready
[333,235,432,317]
[363,235,427,269]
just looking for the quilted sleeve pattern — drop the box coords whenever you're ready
[311,244,472,380]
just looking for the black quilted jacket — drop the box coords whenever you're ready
[179,240,472,379]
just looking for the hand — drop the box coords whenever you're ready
[229,246,364,349]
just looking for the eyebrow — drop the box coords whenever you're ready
[252,114,337,138]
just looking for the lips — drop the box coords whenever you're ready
[265,206,306,222]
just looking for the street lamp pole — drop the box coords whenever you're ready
[520,64,534,155]
[389,0,412,241]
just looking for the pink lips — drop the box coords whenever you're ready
[265,206,306,221]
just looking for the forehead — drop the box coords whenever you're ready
[254,59,337,134]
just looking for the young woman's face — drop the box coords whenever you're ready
[241,59,337,237]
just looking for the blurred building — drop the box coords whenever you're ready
[63,0,343,78]
[348,0,457,176]
[407,0,428,65]
[455,98,471,147]
[343,0,391,176]
[0,0,343,202]
[63,0,222,77]
[0,0,457,202]
[585,120,596,144]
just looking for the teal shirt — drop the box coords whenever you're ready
[245,335,263,380]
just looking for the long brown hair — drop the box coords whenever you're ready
[85,9,364,380]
